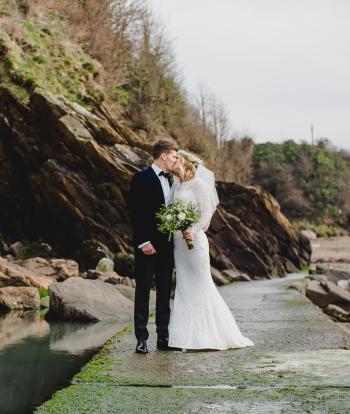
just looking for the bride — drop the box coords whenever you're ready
[168,150,254,351]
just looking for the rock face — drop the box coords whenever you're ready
[324,304,350,322]
[0,286,40,311]
[0,88,149,270]
[0,86,311,278]
[306,280,333,308]
[209,182,311,278]
[322,280,350,305]
[293,268,350,323]
[0,256,79,289]
[48,277,133,322]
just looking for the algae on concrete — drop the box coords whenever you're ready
[37,274,350,413]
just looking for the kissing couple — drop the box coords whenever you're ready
[129,140,254,353]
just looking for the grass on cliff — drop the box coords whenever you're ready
[0,7,105,107]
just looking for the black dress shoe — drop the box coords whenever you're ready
[157,337,169,351]
[136,339,148,354]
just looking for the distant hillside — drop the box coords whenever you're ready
[252,139,350,233]
[0,0,217,156]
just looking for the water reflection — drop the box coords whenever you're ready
[0,312,49,352]
[0,311,126,414]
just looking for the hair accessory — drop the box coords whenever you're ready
[177,150,204,167]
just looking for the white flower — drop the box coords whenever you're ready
[178,212,186,221]
[166,214,173,221]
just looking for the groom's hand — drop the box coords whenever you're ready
[141,243,157,255]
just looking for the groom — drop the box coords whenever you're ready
[129,140,178,354]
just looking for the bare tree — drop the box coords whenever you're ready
[195,85,231,148]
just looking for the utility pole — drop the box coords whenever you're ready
[310,124,314,145]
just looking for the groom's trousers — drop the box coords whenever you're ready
[134,242,174,341]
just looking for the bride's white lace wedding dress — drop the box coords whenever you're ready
[168,171,254,350]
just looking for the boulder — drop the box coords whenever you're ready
[0,286,40,311]
[16,257,57,277]
[337,280,350,291]
[316,264,329,274]
[96,257,114,273]
[114,253,135,278]
[0,257,33,287]
[114,285,156,310]
[0,257,51,288]
[98,271,123,285]
[305,280,333,308]
[301,229,317,241]
[25,274,54,289]
[324,304,350,322]
[120,276,135,288]
[86,270,102,280]
[307,274,328,283]
[326,269,350,284]
[50,259,79,281]
[308,267,317,275]
[321,280,350,305]
[0,271,10,287]
[0,257,58,288]
[222,269,252,282]
[47,277,133,322]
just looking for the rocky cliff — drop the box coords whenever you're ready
[0,4,310,279]
[0,86,310,278]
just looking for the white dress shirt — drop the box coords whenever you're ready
[138,163,171,249]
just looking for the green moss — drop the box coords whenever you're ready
[112,84,131,107]
[36,383,350,414]
[74,325,132,384]
[36,321,350,413]
[38,287,48,299]
[0,14,104,107]
[299,263,309,272]
[82,61,94,71]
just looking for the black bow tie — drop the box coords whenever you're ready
[158,171,173,186]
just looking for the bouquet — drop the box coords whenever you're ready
[156,200,200,249]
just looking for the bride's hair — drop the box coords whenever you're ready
[175,155,198,181]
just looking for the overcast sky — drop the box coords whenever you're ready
[149,0,350,150]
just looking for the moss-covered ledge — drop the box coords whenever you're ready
[36,324,132,414]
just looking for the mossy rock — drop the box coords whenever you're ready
[113,253,134,278]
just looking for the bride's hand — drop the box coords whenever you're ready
[183,230,194,241]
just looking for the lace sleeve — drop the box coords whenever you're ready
[190,177,217,235]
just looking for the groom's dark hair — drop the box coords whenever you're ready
[152,140,177,159]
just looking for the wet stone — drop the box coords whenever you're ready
[37,273,350,413]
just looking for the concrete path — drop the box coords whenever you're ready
[37,273,350,413]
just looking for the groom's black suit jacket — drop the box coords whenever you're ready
[129,166,171,248]
[129,166,174,341]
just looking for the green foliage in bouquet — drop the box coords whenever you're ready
[156,200,200,249]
